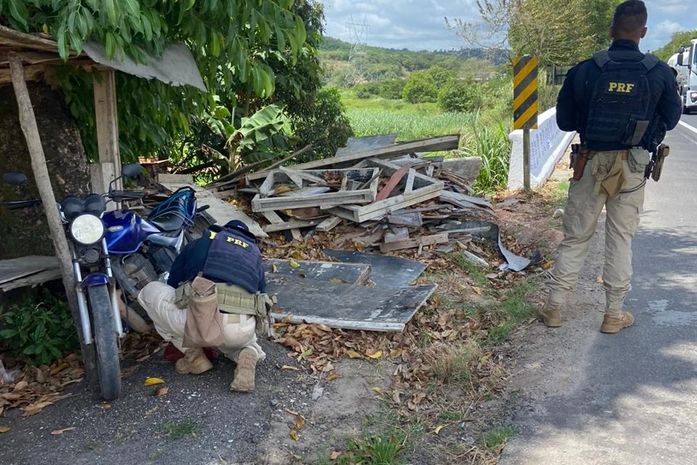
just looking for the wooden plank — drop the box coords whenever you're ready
[93,70,121,194]
[316,216,342,232]
[0,256,60,285]
[384,227,410,244]
[261,211,284,224]
[387,211,423,227]
[251,168,380,213]
[247,134,460,181]
[279,166,325,185]
[375,165,409,201]
[404,168,416,193]
[263,219,321,233]
[379,232,449,253]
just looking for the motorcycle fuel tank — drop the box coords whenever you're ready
[103,210,160,254]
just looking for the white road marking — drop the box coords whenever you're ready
[679,119,697,135]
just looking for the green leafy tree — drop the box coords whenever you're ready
[0,0,316,161]
[402,66,456,103]
[447,0,623,65]
[654,30,697,61]
[438,79,482,113]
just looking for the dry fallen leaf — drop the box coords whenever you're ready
[289,430,300,441]
[13,381,28,391]
[289,259,300,269]
[155,386,169,397]
[0,426,10,433]
[327,372,338,381]
[367,351,383,359]
[330,451,342,460]
[433,425,445,435]
[389,349,402,358]
[271,263,279,273]
[97,402,112,410]
[50,427,75,436]
[371,387,383,395]
[281,365,300,371]
[144,377,165,386]
[346,350,362,359]
[292,414,305,430]
[23,400,54,417]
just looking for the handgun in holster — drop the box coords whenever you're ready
[570,144,590,180]
[645,144,670,182]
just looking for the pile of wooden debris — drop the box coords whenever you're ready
[208,133,498,255]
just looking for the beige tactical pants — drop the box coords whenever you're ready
[137,281,265,362]
[547,150,647,313]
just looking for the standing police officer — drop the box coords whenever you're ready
[540,0,681,333]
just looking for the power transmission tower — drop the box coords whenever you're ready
[345,16,371,86]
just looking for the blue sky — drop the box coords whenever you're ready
[322,0,694,53]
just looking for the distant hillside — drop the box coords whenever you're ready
[320,36,507,87]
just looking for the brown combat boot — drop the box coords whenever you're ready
[175,348,213,375]
[538,302,562,328]
[230,348,257,393]
[600,311,634,334]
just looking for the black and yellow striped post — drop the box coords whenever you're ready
[512,55,539,191]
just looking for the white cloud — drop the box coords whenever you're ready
[322,0,479,51]
[320,0,693,52]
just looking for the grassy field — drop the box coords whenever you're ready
[341,91,512,193]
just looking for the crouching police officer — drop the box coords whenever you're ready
[138,220,269,392]
[541,0,682,333]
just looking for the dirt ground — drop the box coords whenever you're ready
[0,168,571,465]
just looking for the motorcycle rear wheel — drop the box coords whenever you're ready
[88,285,122,401]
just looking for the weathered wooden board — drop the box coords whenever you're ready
[0,256,61,291]
[251,168,380,213]
[323,250,427,288]
[328,159,444,223]
[269,283,436,332]
[247,134,460,181]
[265,259,371,286]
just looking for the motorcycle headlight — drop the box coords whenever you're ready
[70,214,105,245]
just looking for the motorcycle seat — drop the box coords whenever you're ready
[148,213,186,232]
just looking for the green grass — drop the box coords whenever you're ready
[447,252,490,288]
[486,281,539,345]
[317,412,424,465]
[480,425,516,451]
[162,419,200,440]
[346,107,475,141]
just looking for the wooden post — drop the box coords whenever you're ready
[9,53,97,382]
[91,70,121,195]
[523,128,531,192]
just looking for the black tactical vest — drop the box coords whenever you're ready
[201,227,263,293]
[584,51,659,147]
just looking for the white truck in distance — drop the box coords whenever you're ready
[668,38,697,114]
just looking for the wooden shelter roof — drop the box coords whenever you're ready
[0,25,206,91]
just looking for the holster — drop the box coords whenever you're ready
[650,144,670,182]
[183,276,225,348]
[570,144,591,180]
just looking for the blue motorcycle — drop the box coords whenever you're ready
[1,164,204,400]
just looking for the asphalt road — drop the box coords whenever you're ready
[500,116,697,465]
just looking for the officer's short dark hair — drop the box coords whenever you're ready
[612,1,648,34]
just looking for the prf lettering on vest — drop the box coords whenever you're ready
[608,82,635,93]
[209,231,250,248]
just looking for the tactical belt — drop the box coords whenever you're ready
[174,281,269,318]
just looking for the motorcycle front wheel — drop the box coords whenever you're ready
[88,285,122,401]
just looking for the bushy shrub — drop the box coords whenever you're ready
[291,87,353,160]
[438,79,482,113]
[402,66,457,104]
[354,79,406,100]
[0,290,79,366]
[402,71,438,103]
